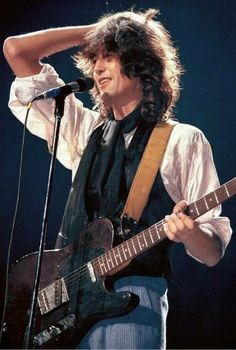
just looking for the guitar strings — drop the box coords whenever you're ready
[40,218,167,299]
[39,180,236,299]
[57,179,236,288]
[66,217,166,285]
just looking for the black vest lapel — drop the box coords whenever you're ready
[55,125,104,248]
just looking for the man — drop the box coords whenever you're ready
[3,8,232,349]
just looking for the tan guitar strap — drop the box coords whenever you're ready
[122,122,175,222]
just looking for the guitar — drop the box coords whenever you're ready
[2,177,236,349]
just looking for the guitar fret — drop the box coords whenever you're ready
[99,256,107,275]
[206,192,218,208]
[126,242,132,257]
[104,257,110,273]
[136,236,143,251]
[203,197,209,210]
[194,202,200,216]
[158,224,165,236]
[224,184,230,197]
[148,228,154,244]
[143,233,148,247]
[115,247,123,264]
[157,225,162,239]
[213,190,219,204]
[119,245,126,263]
[121,244,128,260]
[97,260,102,275]
[105,254,112,271]
[145,230,153,246]
[139,235,147,250]
[153,225,160,240]
[124,241,131,259]
[112,249,119,266]
[108,250,115,269]
[131,239,137,255]
[129,240,136,256]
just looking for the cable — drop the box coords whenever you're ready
[0,102,32,343]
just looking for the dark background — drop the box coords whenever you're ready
[0,0,236,348]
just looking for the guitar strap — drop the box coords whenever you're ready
[122,122,175,222]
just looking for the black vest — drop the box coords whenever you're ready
[56,117,175,279]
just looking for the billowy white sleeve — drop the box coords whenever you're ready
[161,122,232,257]
[8,63,103,179]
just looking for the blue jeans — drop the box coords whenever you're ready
[77,275,168,349]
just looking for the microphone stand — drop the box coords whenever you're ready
[23,95,66,349]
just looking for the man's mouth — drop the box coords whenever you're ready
[98,78,111,87]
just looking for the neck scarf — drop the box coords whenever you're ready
[86,106,142,221]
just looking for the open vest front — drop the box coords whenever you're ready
[56,120,175,279]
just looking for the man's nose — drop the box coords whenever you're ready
[94,58,106,75]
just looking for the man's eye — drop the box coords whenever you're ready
[90,55,97,64]
[105,54,113,62]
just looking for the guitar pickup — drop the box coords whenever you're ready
[38,278,69,315]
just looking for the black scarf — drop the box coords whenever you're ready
[85,106,142,222]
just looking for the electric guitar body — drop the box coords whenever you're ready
[3,218,139,349]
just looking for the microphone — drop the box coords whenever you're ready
[31,77,94,102]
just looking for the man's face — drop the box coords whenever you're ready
[93,52,142,108]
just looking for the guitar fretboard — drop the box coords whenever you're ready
[93,177,236,277]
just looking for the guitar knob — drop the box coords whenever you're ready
[1,322,7,332]
[48,325,59,336]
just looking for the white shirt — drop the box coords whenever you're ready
[8,64,232,255]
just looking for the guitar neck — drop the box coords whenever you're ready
[93,177,236,277]
[186,177,236,220]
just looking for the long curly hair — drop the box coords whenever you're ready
[74,8,183,122]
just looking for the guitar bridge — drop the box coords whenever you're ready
[38,277,69,315]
